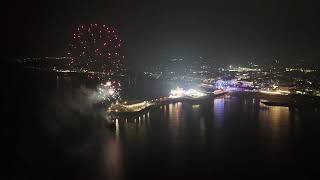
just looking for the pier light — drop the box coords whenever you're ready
[169,87,205,98]
[169,86,185,98]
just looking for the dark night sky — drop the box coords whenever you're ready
[4,0,320,64]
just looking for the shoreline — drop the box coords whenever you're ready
[108,90,320,119]
[231,91,320,110]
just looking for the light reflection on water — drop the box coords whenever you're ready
[16,70,320,179]
[259,101,290,140]
[213,97,225,128]
[103,135,123,180]
[105,94,320,178]
[110,95,294,145]
[168,102,183,143]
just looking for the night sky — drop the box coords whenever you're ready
[4,0,320,64]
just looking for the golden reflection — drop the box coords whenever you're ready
[168,103,174,118]
[259,104,290,139]
[115,118,119,138]
[168,103,182,142]
[103,133,123,180]
[175,102,182,123]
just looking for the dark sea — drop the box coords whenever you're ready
[6,69,320,180]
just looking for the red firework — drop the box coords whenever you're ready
[67,24,124,74]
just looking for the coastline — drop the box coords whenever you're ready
[231,91,320,110]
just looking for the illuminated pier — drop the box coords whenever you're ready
[108,87,228,116]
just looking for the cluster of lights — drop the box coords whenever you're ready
[169,87,185,98]
[227,65,261,72]
[109,100,154,113]
[215,80,235,90]
[260,89,290,95]
[169,87,206,98]
[286,68,315,73]
[67,24,124,73]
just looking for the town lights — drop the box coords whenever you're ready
[260,90,290,95]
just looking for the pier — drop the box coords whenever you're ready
[107,90,228,116]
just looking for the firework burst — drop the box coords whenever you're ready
[67,24,124,74]
[97,80,121,102]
